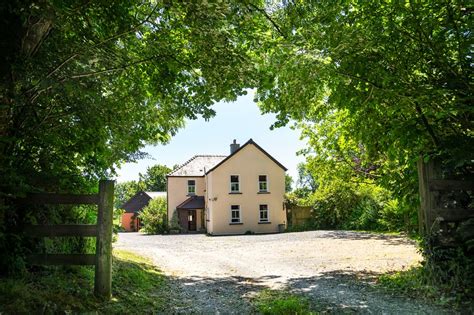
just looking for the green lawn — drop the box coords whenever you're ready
[0,250,182,313]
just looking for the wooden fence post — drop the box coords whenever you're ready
[94,180,114,299]
[418,158,441,235]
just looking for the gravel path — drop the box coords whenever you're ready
[115,231,449,314]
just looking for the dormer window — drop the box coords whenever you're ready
[258,175,268,192]
[230,175,240,192]
[187,180,196,195]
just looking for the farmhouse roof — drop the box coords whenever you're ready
[167,155,226,177]
[144,191,167,199]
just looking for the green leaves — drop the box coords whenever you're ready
[139,197,168,234]
[1,1,270,194]
[138,164,171,192]
[255,1,472,203]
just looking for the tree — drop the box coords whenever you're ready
[256,1,473,198]
[296,163,318,192]
[114,181,142,209]
[0,1,272,274]
[285,174,293,192]
[0,1,270,195]
[138,164,171,192]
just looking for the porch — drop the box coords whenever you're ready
[176,196,206,233]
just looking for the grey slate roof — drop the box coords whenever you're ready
[144,191,167,199]
[167,155,226,177]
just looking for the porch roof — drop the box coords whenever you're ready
[176,195,205,210]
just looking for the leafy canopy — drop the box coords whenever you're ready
[0,0,270,193]
[256,1,473,197]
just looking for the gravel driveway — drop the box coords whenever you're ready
[115,231,448,314]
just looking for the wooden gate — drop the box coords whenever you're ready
[21,180,114,299]
[417,159,473,244]
[288,206,312,227]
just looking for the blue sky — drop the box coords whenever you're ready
[115,91,307,183]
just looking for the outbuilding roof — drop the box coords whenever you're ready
[167,155,226,177]
[121,191,166,213]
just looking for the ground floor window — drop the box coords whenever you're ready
[259,204,269,222]
[231,205,241,223]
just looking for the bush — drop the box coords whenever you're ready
[310,180,360,229]
[139,198,168,234]
[308,180,417,233]
[168,210,181,232]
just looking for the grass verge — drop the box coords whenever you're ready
[378,265,474,310]
[251,289,317,315]
[0,250,181,313]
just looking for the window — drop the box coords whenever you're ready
[231,205,241,223]
[230,175,240,192]
[187,180,196,195]
[259,204,269,222]
[258,175,268,192]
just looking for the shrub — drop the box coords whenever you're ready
[169,209,181,232]
[378,199,418,234]
[139,198,168,234]
[308,180,417,233]
[310,180,359,229]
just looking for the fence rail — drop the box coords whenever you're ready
[25,224,98,237]
[27,254,96,266]
[21,180,114,299]
[20,193,100,205]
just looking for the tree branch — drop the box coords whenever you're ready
[334,70,385,90]
[414,101,440,148]
[69,55,161,79]
[246,2,286,38]
[25,3,160,96]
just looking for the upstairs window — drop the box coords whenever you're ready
[187,180,196,195]
[230,175,240,192]
[258,175,268,192]
[259,204,269,222]
[231,205,241,223]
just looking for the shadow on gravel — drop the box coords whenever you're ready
[167,274,270,314]
[166,270,450,314]
[286,269,448,314]
[316,231,417,246]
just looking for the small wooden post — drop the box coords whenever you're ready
[417,158,439,235]
[94,180,114,299]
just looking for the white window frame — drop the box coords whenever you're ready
[230,205,241,223]
[187,179,196,195]
[259,204,269,222]
[230,175,240,193]
[258,175,268,192]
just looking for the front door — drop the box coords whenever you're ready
[188,210,196,231]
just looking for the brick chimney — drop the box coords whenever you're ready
[230,139,240,154]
